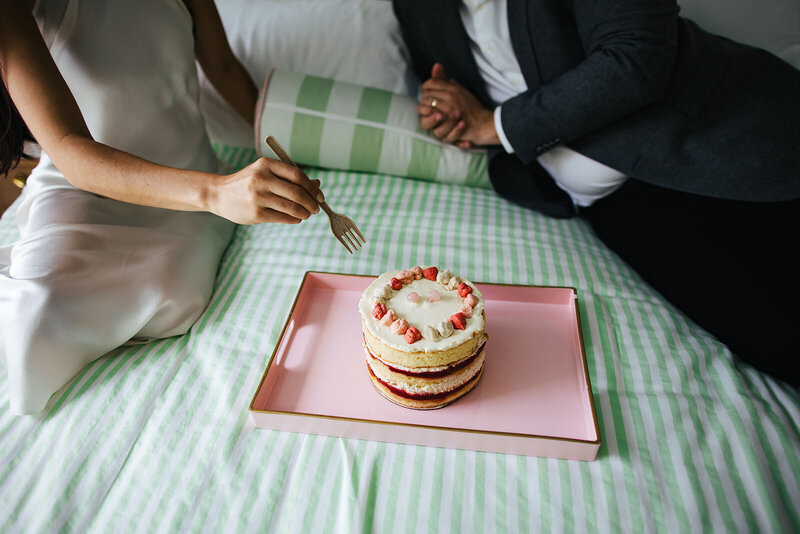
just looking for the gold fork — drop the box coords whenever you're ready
[265,136,366,254]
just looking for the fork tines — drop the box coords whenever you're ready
[330,211,366,254]
[264,135,366,254]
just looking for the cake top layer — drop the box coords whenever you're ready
[358,268,485,353]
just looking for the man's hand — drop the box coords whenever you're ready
[417,63,500,148]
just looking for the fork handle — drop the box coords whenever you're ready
[265,135,333,216]
[265,136,298,168]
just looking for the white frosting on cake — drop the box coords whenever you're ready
[358,270,485,353]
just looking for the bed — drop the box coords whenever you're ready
[2,160,799,532]
[2,0,799,532]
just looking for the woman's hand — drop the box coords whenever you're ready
[208,157,324,225]
[417,63,500,148]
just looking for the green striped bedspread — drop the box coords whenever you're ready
[1,169,798,533]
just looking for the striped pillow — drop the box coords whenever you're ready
[255,70,491,188]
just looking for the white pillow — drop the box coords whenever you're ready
[678,0,800,69]
[199,0,418,150]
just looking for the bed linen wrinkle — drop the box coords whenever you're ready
[683,336,766,530]
[574,297,627,530]
[57,347,182,533]
[617,297,704,526]
[160,285,298,532]
[1,340,161,531]
[150,267,290,529]
[281,434,335,532]
[732,371,800,523]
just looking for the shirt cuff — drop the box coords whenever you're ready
[494,106,515,154]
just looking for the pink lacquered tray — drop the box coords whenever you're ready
[249,272,601,461]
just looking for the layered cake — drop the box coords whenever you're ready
[358,267,487,409]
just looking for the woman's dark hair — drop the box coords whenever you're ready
[1,77,33,176]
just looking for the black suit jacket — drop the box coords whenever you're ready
[393,0,800,217]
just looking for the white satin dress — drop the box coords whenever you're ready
[0,0,235,414]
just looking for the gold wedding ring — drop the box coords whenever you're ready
[430,97,439,109]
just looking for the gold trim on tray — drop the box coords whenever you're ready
[249,271,601,449]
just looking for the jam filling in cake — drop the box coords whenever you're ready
[364,337,486,378]
[366,365,483,401]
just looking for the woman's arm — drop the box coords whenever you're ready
[185,0,259,125]
[0,0,320,225]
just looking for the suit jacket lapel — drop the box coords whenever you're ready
[429,0,495,108]
[507,0,543,90]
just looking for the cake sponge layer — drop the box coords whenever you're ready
[367,366,484,410]
[365,345,486,396]
[363,317,486,369]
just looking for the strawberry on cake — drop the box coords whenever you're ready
[358,266,487,409]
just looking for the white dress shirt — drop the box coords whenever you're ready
[459,0,628,207]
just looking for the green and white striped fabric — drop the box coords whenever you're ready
[1,166,798,533]
[212,142,257,173]
[256,70,491,188]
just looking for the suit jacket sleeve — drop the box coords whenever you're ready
[502,0,679,165]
